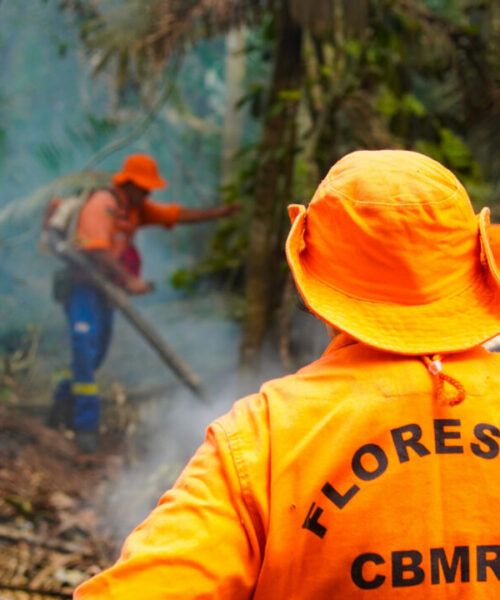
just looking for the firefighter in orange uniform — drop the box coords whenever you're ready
[74,150,500,597]
[49,153,239,452]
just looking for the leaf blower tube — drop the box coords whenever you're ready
[49,229,206,399]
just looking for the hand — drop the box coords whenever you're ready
[125,277,153,295]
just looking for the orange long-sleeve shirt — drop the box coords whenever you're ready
[75,334,500,598]
[75,189,180,259]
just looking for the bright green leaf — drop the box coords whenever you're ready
[376,88,400,117]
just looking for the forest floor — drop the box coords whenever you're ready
[0,403,130,600]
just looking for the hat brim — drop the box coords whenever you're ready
[112,172,167,190]
[486,223,500,264]
[286,205,500,355]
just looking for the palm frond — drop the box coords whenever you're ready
[66,0,277,86]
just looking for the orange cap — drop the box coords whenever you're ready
[286,150,500,355]
[112,154,167,190]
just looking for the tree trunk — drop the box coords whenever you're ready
[220,28,247,187]
[240,1,302,366]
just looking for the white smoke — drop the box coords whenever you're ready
[100,302,327,546]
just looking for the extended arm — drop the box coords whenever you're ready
[141,201,241,227]
[177,204,241,224]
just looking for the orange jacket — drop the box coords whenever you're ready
[75,189,180,259]
[75,334,500,598]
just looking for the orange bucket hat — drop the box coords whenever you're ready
[113,154,167,190]
[286,150,500,355]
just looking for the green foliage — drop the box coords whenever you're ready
[58,41,69,57]
[168,0,499,301]
[299,0,499,203]
[416,129,476,172]
[414,128,490,206]
[377,89,427,119]
[169,18,275,297]
[422,0,471,24]
[62,0,500,312]
[67,113,119,150]
[35,141,66,173]
[34,114,120,174]
[170,155,257,296]
[170,214,248,295]
[278,89,302,103]
[235,82,267,117]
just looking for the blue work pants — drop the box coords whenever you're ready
[53,282,113,431]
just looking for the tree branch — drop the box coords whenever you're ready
[83,57,181,170]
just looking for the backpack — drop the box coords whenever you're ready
[38,193,88,256]
[38,188,121,256]
[39,188,140,302]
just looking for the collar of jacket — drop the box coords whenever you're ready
[323,332,359,356]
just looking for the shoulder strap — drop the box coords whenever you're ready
[64,188,98,245]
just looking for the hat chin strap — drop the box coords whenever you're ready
[420,207,496,406]
[421,355,466,407]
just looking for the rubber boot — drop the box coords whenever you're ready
[47,378,74,429]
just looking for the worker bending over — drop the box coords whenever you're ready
[49,153,239,452]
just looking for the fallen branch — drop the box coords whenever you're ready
[50,233,205,398]
[0,524,92,556]
[29,553,79,589]
[0,582,73,598]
